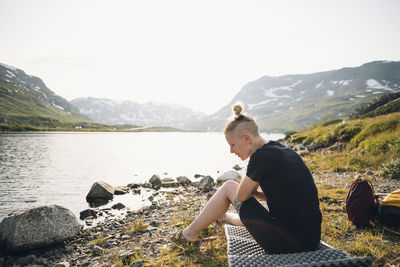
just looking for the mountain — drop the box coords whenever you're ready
[0,63,92,130]
[185,61,400,132]
[70,97,206,129]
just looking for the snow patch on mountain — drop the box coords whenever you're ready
[52,103,65,110]
[248,99,277,110]
[330,80,352,86]
[315,81,324,89]
[5,70,16,78]
[366,79,393,91]
[263,80,302,98]
[339,80,352,86]
[327,90,334,96]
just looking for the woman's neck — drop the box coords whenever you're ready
[251,135,267,153]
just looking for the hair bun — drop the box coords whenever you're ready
[233,104,243,118]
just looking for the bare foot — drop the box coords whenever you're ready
[182,228,199,241]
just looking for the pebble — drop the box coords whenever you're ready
[54,262,70,267]
[92,246,103,256]
[132,260,143,267]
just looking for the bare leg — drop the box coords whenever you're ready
[224,212,244,226]
[182,180,239,241]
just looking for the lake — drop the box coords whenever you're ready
[0,132,284,222]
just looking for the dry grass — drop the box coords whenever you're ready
[317,175,400,267]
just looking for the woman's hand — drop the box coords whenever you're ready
[252,189,266,201]
[236,176,259,202]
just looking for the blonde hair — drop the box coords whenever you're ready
[224,104,259,136]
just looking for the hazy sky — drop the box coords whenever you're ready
[1,0,400,114]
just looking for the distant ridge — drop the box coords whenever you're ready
[184,61,400,132]
[70,97,206,128]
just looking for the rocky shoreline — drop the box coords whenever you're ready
[0,171,241,267]
[1,159,398,266]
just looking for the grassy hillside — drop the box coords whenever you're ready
[0,77,96,130]
[286,111,400,176]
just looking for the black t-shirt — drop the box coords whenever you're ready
[246,141,322,238]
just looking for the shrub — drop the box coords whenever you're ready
[369,120,398,135]
[358,135,400,155]
[321,118,343,127]
[291,135,307,144]
[128,220,148,235]
[379,159,400,179]
[88,237,107,248]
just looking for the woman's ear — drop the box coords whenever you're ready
[243,133,251,144]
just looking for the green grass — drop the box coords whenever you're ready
[317,178,400,266]
[288,112,400,176]
[88,237,107,248]
[127,220,148,235]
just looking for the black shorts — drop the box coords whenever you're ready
[238,197,319,254]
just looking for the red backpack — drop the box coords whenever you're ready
[345,179,376,228]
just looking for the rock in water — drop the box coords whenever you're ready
[114,186,130,195]
[176,176,191,185]
[79,209,98,220]
[217,170,241,183]
[0,205,82,251]
[161,177,175,183]
[111,203,126,210]
[86,181,114,203]
[149,175,162,187]
[199,176,215,192]
[233,164,242,171]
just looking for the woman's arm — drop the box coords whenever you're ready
[236,176,259,202]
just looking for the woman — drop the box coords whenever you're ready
[173,105,322,253]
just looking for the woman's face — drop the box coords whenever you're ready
[225,132,251,160]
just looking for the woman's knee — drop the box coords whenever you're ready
[221,180,239,190]
[218,180,239,201]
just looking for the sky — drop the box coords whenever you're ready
[1,0,400,115]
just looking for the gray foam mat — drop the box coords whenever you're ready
[225,224,372,266]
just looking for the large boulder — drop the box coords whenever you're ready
[86,181,114,203]
[217,170,241,183]
[149,175,161,185]
[149,175,162,189]
[0,205,82,251]
[199,176,215,192]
